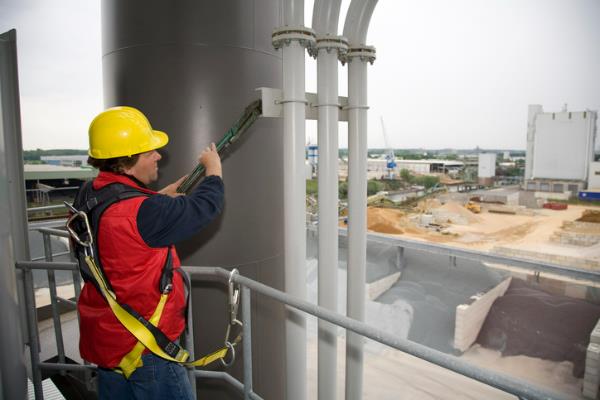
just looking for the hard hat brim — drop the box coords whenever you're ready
[150,130,169,152]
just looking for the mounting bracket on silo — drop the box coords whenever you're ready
[256,87,349,122]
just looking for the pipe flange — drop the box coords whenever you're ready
[309,35,349,58]
[340,45,376,65]
[272,26,316,52]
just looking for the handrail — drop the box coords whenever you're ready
[17,254,573,399]
[325,226,600,282]
[27,204,67,213]
[36,227,70,238]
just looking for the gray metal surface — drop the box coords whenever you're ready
[0,29,28,400]
[101,2,284,398]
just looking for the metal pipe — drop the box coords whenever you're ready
[345,57,369,396]
[312,1,345,398]
[57,297,76,307]
[0,30,29,400]
[335,228,600,282]
[15,261,78,271]
[396,246,405,270]
[176,268,197,398]
[342,4,377,397]
[278,2,309,398]
[242,286,253,399]
[36,227,70,238]
[193,370,263,400]
[39,362,96,372]
[31,251,71,262]
[27,204,67,213]
[193,370,245,393]
[23,267,43,400]
[43,233,66,370]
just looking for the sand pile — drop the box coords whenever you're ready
[415,198,442,213]
[367,207,406,234]
[578,209,600,223]
[433,201,483,224]
[477,278,600,378]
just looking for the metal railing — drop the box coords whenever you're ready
[16,229,577,400]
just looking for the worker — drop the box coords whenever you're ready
[75,106,224,399]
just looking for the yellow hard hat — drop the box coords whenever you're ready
[88,106,169,159]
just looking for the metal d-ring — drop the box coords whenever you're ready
[220,341,236,368]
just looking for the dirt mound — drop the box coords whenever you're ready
[415,198,442,213]
[578,209,600,223]
[477,278,600,378]
[435,201,483,224]
[367,208,406,234]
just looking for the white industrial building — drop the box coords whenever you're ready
[366,158,463,179]
[478,153,496,185]
[525,105,597,195]
[40,155,89,167]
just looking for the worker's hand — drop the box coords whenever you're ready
[159,175,188,197]
[200,142,222,178]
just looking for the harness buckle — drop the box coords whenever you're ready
[162,283,173,294]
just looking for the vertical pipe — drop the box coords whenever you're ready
[242,286,253,400]
[316,48,340,400]
[184,274,197,399]
[346,57,368,400]
[282,39,308,400]
[312,1,345,396]
[278,2,309,398]
[23,267,43,400]
[343,2,378,398]
[0,29,28,400]
[43,233,66,367]
[396,246,405,270]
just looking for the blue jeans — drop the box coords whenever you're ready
[98,354,195,400]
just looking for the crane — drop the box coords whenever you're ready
[380,116,397,179]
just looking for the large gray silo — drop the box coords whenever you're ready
[102,2,284,398]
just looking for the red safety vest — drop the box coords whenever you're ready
[77,172,186,368]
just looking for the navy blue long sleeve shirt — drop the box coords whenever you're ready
[136,175,224,248]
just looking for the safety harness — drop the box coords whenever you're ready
[66,181,241,378]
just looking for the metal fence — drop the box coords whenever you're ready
[16,228,578,400]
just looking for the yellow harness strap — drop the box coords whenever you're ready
[85,256,229,377]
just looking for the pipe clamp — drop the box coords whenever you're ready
[272,26,316,52]
[310,35,349,59]
[340,46,376,65]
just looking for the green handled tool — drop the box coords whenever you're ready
[176,99,262,193]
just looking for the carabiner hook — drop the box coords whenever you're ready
[228,269,240,325]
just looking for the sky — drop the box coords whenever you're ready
[1,0,599,151]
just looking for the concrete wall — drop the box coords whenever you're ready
[366,272,401,301]
[454,277,512,352]
[483,262,600,301]
[550,222,600,246]
[493,246,600,270]
[584,319,600,399]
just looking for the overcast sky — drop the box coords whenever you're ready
[1,0,599,150]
